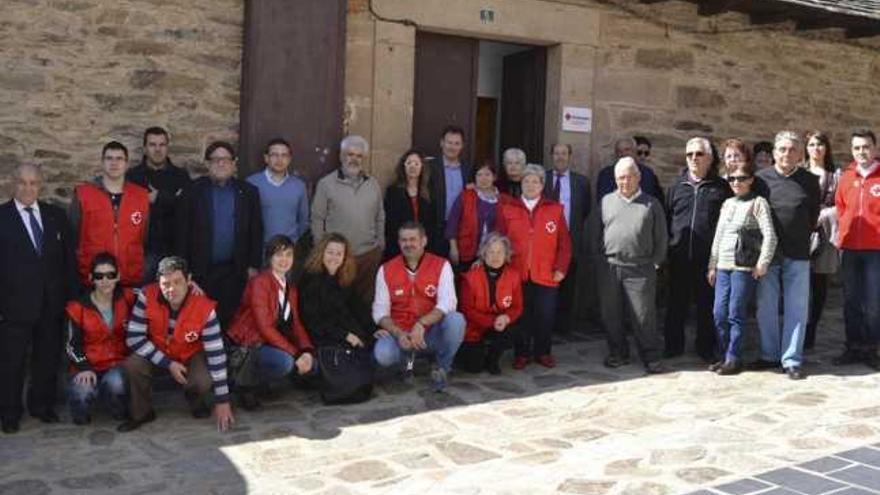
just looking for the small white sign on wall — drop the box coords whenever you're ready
[561,106,592,133]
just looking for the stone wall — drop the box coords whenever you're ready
[0,0,244,203]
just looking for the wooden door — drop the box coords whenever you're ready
[412,32,478,164]
[499,47,547,165]
[239,0,346,183]
[474,97,498,167]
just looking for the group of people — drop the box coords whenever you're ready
[1,123,878,435]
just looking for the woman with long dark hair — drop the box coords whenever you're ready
[383,149,440,259]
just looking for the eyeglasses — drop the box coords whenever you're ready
[726,175,752,183]
[637,150,650,157]
[686,151,706,159]
[92,271,118,281]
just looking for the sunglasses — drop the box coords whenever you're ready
[92,271,118,281]
[637,150,650,157]
[726,175,752,184]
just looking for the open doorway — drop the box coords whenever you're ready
[412,33,547,168]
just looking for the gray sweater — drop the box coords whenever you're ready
[311,170,385,256]
[592,191,668,266]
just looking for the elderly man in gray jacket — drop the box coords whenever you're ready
[311,135,385,304]
[590,157,668,374]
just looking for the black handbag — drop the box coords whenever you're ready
[317,345,374,404]
[734,202,763,268]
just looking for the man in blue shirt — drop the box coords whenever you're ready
[430,125,472,257]
[246,138,309,247]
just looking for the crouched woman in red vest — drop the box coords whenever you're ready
[456,232,524,374]
[119,256,234,433]
[227,235,315,410]
[65,252,137,425]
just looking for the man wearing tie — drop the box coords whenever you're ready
[544,144,591,334]
[0,163,76,433]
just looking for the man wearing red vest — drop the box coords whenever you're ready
[834,129,880,370]
[372,221,464,392]
[118,256,234,432]
[69,141,150,288]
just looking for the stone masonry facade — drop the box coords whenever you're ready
[1,0,879,203]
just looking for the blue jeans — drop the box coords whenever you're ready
[258,345,317,380]
[756,258,810,368]
[841,250,880,351]
[68,366,127,421]
[713,270,756,364]
[373,311,465,373]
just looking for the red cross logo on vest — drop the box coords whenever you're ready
[184,330,199,343]
[871,184,880,198]
[502,295,513,308]
[545,220,557,234]
[131,211,143,225]
[424,284,437,298]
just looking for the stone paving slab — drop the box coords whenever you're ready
[1,290,880,494]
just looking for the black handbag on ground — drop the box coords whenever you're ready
[734,202,763,268]
[317,345,374,405]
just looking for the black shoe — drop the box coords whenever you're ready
[117,410,157,432]
[717,361,742,376]
[72,415,91,426]
[785,366,805,380]
[863,352,880,370]
[603,355,630,368]
[1,419,19,434]
[484,355,502,375]
[191,404,211,419]
[30,410,60,424]
[833,349,864,366]
[697,351,715,364]
[708,361,723,372]
[750,359,779,370]
[239,392,262,411]
[644,361,667,374]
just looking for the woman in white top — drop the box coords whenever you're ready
[707,159,778,374]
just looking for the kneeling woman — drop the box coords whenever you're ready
[299,233,375,403]
[457,233,523,374]
[66,252,137,424]
[227,235,315,409]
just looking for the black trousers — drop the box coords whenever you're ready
[0,313,63,421]
[515,282,558,358]
[805,272,828,349]
[663,254,716,358]
[204,263,246,330]
[554,262,577,333]
[455,326,515,373]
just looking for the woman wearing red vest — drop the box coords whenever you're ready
[496,164,572,369]
[227,235,315,410]
[456,232,523,374]
[445,161,505,268]
[65,252,136,425]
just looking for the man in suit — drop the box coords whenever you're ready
[545,143,591,333]
[0,163,76,433]
[430,125,473,257]
[176,141,263,328]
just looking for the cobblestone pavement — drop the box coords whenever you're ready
[1,289,879,495]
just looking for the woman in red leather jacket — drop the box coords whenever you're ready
[227,235,314,410]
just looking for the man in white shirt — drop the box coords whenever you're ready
[372,221,464,392]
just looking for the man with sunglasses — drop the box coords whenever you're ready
[754,131,820,380]
[663,137,731,361]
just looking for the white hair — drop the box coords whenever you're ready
[340,135,369,156]
[522,164,546,183]
[477,231,513,264]
[502,148,526,165]
[613,157,640,177]
[686,137,712,153]
[774,130,802,148]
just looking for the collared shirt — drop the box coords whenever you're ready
[522,196,539,212]
[618,188,643,204]
[443,157,464,220]
[372,257,457,324]
[553,169,572,225]
[14,199,43,250]
[264,168,289,187]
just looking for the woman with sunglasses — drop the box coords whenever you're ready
[804,130,840,349]
[65,252,137,425]
[707,159,777,374]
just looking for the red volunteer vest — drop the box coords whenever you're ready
[142,284,216,363]
[65,289,136,372]
[461,265,523,343]
[499,198,569,287]
[457,189,481,264]
[383,253,446,331]
[75,181,149,286]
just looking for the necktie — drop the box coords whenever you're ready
[551,174,562,201]
[24,206,43,255]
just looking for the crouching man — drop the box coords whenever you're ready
[118,256,234,432]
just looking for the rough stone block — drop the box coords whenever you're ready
[113,39,171,56]
[635,48,695,70]
[676,86,726,109]
[597,73,671,107]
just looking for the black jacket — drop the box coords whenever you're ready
[429,158,472,229]
[126,159,191,256]
[298,271,374,348]
[0,201,76,323]
[176,177,263,284]
[665,169,732,262]
[383,185,442,259]
[754,166,820,260]
[544,169,592,255]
